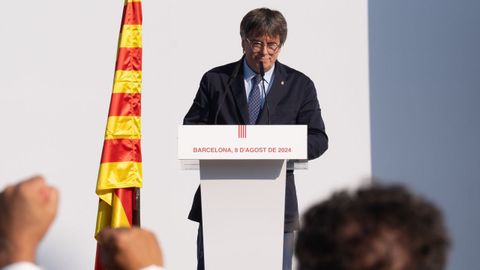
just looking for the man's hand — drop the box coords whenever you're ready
[98,227,164,270]
[0,176,59,267]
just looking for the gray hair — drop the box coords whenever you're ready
[240,8,288,46]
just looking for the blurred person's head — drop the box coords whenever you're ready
[295,184,450,270]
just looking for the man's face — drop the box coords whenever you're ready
[242,34,282,73]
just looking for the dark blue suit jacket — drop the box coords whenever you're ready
[183,57,328,231]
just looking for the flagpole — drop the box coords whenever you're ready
[133,188,141,226]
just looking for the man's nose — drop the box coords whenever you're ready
[260,43,269,54]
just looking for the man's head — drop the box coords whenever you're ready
[296,184,450,270]
[240,8,287,73]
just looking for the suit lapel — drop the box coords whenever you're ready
[257,61,288,124]
[229,57,249,124]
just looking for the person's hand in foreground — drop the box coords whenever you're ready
[98,227,164,270]
[0,176,59,267]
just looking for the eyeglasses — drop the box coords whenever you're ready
[246,38,280,54]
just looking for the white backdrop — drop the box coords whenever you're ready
[0,1,370,269]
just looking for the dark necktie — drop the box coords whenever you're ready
[248,75,262,124]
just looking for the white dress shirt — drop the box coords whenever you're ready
[243,58,275,105]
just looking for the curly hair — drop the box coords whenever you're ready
[295,184,450,270]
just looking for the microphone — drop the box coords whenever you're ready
[258,62,270,124]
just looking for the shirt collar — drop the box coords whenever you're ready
[243,58,275,84]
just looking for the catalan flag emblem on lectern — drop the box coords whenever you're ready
[94,0,142,269]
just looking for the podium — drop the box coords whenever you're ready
[178,125,307,270]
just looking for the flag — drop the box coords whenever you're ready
[94,0,142,269]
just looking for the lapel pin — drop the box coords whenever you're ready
[281,81,285,85]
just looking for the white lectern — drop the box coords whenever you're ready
[178,125,307,270]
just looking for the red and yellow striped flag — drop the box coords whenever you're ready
[94,0,142,269]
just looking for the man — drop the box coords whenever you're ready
[0,176,164,270]
[295,184,450,270]
[184,8,328,270]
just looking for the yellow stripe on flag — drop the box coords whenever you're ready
[95,199,112,237]
[111,192,132,227]
[105,116,141,139]
[114,69,142,82]
[127,0,142,2]
[95,192,132,237]
[120,25,142,48]
[113,70,142,93]
[112,81,142,93]
[97,161,142,193]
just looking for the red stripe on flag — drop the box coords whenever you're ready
[95,243,105,270]
[115,188,134,225]
[122,2,142,25]
[115,48,142,71]
[101,139,142,163]
[108,93,141,116]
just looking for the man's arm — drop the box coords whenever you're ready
[297,79,328,160]
[184,74,211,125]
[0,176,59,268]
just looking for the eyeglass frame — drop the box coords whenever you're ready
[245,38,281,54]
